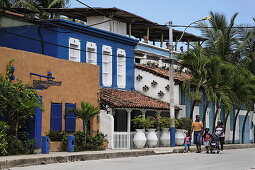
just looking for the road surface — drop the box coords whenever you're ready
[11,148,255,170]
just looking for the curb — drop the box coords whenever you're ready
[171,143,255,153]
[1,144,255,169]
[0,150,155,169]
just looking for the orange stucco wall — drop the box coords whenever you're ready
[0,47,100,135]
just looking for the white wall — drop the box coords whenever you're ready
[99,110,114,149]
[134,68,255,143]
[87,16,127,36]
[135,68,179,105]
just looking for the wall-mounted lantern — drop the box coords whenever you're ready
[143,85,149,91]
[47,71,53,81]
[151,80,158,87]
[10,65,16,80]
[158,90,164,97]
[136,74,143,81]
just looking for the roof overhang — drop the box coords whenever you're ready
[42,7,207,42]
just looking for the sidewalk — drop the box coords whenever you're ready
[1,144,255,169]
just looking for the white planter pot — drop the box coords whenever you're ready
[133,129,146,148]
[146,129,158,148]
[175,129,185,146]
[160,128,170,147]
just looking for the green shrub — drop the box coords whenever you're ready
[48,131,65,141]
[6,132,35,155]
[71,131,107,151]
[0,121,9,156]
[131,115,153,129]
[159,117,172,128]
[176,118,192,131]
[147,116,160,129]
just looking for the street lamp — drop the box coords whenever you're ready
[168,17,211,147]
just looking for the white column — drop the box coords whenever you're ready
[127,109,132,149]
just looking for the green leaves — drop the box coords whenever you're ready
[198,11,240,64]
[131,115,152,129]
[0,60,42,136]
[66,102,100,123]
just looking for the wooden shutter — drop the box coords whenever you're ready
[65,103,76,132]
[50,103,62,131]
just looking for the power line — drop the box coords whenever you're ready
[172,25,255,29]
[0,28,173,63]
[75,0,111,18]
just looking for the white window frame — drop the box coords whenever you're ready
[86,41,97,65]
[102,45,112,87]
[117,48,126,88]
[69,37,80,62]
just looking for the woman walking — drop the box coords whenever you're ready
[215,120,225,154]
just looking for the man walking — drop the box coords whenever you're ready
[192,115,203,153]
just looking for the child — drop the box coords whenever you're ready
[203,128,211,153]
[184,131,191,153]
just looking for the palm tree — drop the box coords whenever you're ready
[205,57,237,131]
[198,11,240,64]
[1,0,69,19]
[66,101,100,145]
[238,19,255,143]
[231,68,255,143]
[178,46,208,120]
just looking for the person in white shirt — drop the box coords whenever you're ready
[215,120,225,154]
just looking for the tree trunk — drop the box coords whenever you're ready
[83,120,87,146]
[224,111,230,133]
[232,108,241,144]
[189,100,197,120]
[202,101,209,130]
[213,105,220,132]
[15,120,19,137]
[241,110,250,144]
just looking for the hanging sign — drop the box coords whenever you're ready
[33,80,62,90]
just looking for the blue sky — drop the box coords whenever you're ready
[71,0,254,37]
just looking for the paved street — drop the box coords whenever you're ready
[11,148,255,170]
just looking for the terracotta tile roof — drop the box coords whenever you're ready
[100,88,181,110]
[135,64,192,82]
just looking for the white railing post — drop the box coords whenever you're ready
[127,109,132,149]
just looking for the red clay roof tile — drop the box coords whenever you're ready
[135,64,192,82]
[100,88,181,110]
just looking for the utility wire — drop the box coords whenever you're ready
[172,25,255,29]
[0,28,174,63]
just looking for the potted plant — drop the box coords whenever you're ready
[159,117,172,147]
[48,131,65,152]
[146,116,159,148]
[175,118,192,146]
[131,115,151,148]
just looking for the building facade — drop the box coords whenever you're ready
[0,47,100,148]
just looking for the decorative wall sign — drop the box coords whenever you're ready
[33,80,62,90]
[158,90,164,97]
[143,85,149,91]
[136,74,143,81]
[151,80,158,87]
[165,85,170,91]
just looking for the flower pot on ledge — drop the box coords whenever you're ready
[146,128,158,147]
[160,128,170,147]
[133,129,146,148]
[50,141,64,152]
[175,129,186,146]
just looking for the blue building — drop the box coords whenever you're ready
[0,19,138,90]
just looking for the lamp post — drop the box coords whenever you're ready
[168,17,211,147]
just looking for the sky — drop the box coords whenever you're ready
[70,0,255,37]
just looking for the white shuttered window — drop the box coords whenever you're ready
[69,37,80,62]
[86,42,97,65]
[117,48,126,88]
[102,45,112,86]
